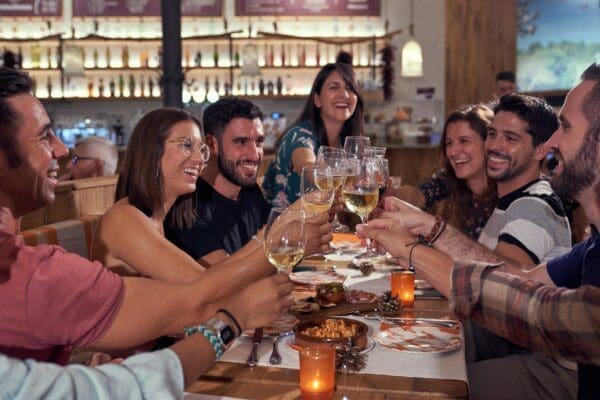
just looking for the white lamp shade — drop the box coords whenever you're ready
[401,38,423,77]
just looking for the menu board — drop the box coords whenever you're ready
[73,0,222,17]
[0,0,62,17]
[235,0,379,16]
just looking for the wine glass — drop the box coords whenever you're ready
[264,208,307,273]
[376,159,389,198]
[342,158,380,260]
[316,147,349,233]
[365,146,387,159]
[301,166,334,215]
[343,136,371,159]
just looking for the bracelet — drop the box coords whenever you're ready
[252,234,264,247]
[217,308,242,337]
[429,219,447,245]
[405,241,426,273]
[184,325,224,359]
[423,216,443,243]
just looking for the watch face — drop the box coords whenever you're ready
[220,325,235,345]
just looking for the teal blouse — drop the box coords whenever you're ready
[262,121,319,208]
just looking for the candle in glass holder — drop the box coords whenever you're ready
[391,271,415,308]
[299,347,335,400]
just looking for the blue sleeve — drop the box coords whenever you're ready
[546,240,587,288]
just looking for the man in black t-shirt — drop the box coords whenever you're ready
[165,98,271,266]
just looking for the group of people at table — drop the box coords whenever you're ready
[0,60,598,400]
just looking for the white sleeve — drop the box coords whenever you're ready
[0,349,184,400]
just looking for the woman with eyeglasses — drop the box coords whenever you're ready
[91,108,214,283]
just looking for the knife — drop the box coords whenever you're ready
[246,327,263,367]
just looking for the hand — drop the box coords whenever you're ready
[305,212,334,256]
[379,197,436,236]
[87,352,124,366]
[355,219,417,261]
[227,273,295,331]
[0,207,18,235]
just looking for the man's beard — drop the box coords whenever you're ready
[551,130,598,200]
[486,150,532,183]
[218,151,259,188]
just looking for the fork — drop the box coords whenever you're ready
[268,333,282,365]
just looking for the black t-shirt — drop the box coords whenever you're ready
[165,177,271,260]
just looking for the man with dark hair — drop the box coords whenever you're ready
[0,67,294,391]
[495,70,517,97]
[359,65,600,398]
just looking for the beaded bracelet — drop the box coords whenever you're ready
[184,325,224,360]
[217,308,242,337]
[405,241,425,273]
[423,216,443,243]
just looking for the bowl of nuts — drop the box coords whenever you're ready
[293,317,368,350]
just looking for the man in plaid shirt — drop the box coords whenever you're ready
[357,63,600,399]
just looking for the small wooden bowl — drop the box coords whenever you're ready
[293,317,368,350]
[316,283,346,305]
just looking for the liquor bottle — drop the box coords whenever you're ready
[122,46,129,68]
[87,78,94,98]
[194,50,202,67]
[17,46,23,68]
[280,43,286,66]
[214,76,220,94]
[98,78,105,97]
[235,79,242,94]
[258,77,265,95]
[31,44,40,68]
[263,44,269,66]
[81,47,86,67]
[299,45,306,67]
[109,78,116,97]
[46,47,52,68]
[105,46,111,68]
[250,79,255,95]
[266,80,274,95]
[224,80,230,96]
[118,74,125,96]
[46,77,52,97]
[234,45,240,67]
[93,48,98,68]
[140,77,147,97]
[128,74,135,96]
[184,46,190,67]
[148,77,154,97]
[213,44,219,67]
[268,45,274,67]
[276,76,283,95]
[204,76,210,95]
[316,43,320,66]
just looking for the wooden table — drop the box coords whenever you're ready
[188,259,469,399]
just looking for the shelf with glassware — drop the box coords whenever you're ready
[1,30,399,100]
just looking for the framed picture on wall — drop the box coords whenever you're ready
[517,0,599,97]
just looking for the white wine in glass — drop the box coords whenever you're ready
[316,146,349,233]
[301,166,334,215]
[264,208,307,273]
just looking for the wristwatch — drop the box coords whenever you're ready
[205,317,236,347]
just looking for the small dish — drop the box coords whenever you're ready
[293,317,369,350]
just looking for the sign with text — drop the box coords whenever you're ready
[235,0,379,16]
[0,0,62,17]
[73,0,221,17]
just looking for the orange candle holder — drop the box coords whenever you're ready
[299,347,335,400]
[391,271,415,308]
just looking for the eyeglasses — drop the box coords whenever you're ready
[71,155,96,164]
[165,137,210,161]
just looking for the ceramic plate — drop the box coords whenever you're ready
[372,322,462,354]
[289,270,347,287]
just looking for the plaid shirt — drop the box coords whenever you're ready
[450,261,600,366]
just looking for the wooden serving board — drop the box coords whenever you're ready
[292,300,378,321]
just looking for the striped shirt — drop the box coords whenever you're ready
[478,179,571,264]
[450,261,600,398]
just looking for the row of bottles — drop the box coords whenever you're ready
[34,75,161,99]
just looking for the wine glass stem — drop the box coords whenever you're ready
[360,215,374,252]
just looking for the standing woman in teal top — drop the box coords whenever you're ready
[262,63,364,208]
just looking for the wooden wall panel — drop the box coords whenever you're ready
[445,0,517,115]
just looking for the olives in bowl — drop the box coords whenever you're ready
[316,282,346,306]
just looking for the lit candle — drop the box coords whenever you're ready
[391,271,415,308]
[299,347,335,400]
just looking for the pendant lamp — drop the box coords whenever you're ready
[401,0,423,77]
